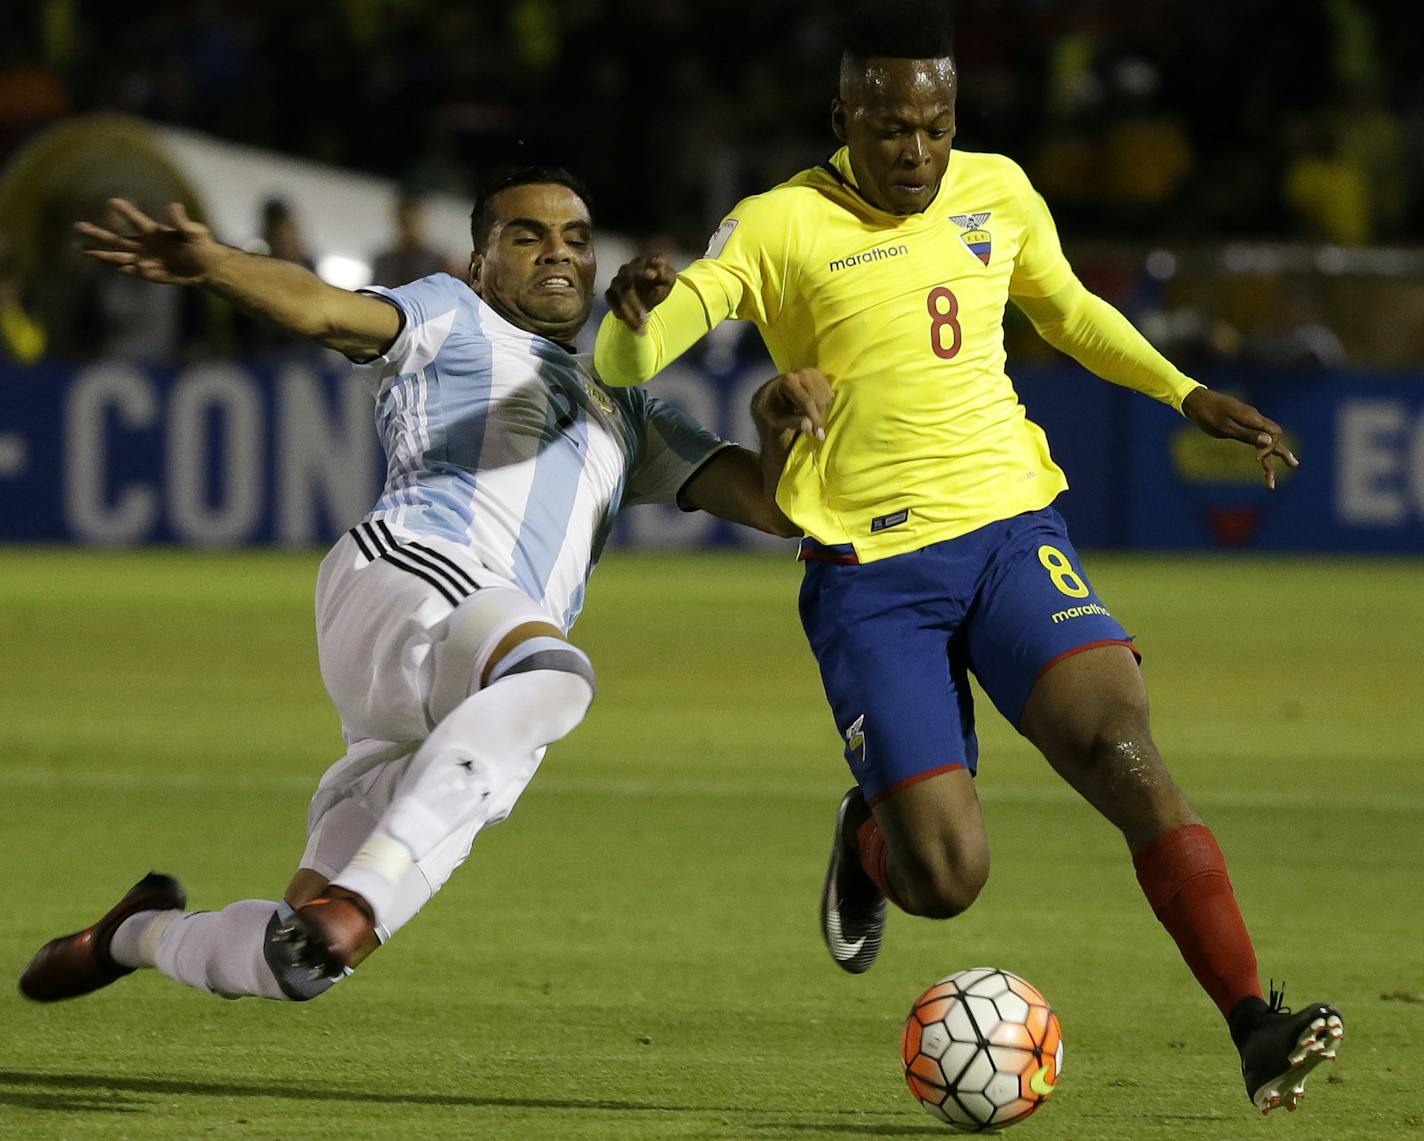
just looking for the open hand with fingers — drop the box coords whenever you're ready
[751,368,835,441]
[604,255,676,333]
[1181,387,1300,489]
[75,198,221,286]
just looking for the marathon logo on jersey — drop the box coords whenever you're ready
[870,509,909,533]
[704,218,738,259]
[1051,602,1111,624]
[949,212,993,266]
[828,243,910,273]
[844,714,866,765]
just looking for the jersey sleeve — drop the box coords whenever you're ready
[622,390,735,509]
[1015,274,1202,412]
[594,192,790,387]
[351,272,467,383]
[1007,164,1076,301]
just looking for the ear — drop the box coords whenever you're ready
[831,98,849,144]
[468,252,482,290]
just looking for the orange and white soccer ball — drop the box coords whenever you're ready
[901,967,1064,1132]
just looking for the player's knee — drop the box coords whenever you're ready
[1084,704,1156,778]
[488,636,596,729]
[430,588,560,722]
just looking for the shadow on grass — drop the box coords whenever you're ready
[746,1123,954,1137]
[0,1091,144,1114]
[0,1070,694,1114]
[0,1071,948,1133]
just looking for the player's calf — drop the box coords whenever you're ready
[869,772,991,921]
[892,849,989,920]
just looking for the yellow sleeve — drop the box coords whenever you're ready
[594,278,721,387]
[1006,162,1199,411]
[1007,168,1075,300]
[594,195,787,387]
[1015,276,1202,411]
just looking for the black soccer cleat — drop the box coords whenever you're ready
[1234,984,1344,1114]
[19,872,186,1002]
[821,787,887,974]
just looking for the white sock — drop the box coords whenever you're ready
[334,668,592,924]
[110,909,182,969]
[152,900,293,1001]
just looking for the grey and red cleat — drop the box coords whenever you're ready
[821,787,887,974]
[267,887,375,986]
[19,872,186,1002]
[1234,985,1344,1114]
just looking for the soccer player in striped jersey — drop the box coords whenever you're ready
[594,2,1341,1116]
[21,167,814,1007]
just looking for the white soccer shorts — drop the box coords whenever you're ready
[314,521,549,743]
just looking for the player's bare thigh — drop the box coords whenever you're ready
[1018,644,1199,847]
[872,767,990,919]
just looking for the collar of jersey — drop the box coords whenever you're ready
[819,146,953,223]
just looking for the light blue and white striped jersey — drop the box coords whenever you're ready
[352,274,729,630]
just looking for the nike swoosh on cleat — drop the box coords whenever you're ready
[823,905,866,959]
[1029,1064,1057,1096]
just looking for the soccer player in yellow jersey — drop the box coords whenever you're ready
[594,1,1342,1116]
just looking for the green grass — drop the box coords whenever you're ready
[1,548,1421,1140]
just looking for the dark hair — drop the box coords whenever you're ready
[838,0,955,62]
[469,165,592,251]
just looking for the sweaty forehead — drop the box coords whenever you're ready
[844,56,957,112]
[490,183,591,231]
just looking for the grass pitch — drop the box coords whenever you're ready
[1,547,1421,1140]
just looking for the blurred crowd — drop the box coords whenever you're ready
[1,0,1419,366]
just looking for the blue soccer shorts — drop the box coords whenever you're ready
[797,506,1139,805]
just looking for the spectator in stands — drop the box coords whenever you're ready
[255,196,313,270]
[370,194,454,288]
[239,196,317,355]
[1283,121,1372,245]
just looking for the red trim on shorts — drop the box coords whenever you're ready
[866,762,967,808]
[1034,638,1141,685]
[798,545,860,565]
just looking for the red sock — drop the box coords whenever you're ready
[1133,824,1263,1019]
[856,816,906,910]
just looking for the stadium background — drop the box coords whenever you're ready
[2,4,1420,1140]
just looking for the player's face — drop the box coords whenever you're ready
[833,56,957,215]
[470,184,596,344]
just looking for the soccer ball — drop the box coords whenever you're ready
[901,967,1064,1132]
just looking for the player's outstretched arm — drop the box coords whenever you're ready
[1015,278,1297,489]
[76,198,400,361]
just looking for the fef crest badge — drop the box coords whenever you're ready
[844,714,866,766]
[950,212,993,266]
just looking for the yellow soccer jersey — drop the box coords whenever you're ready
[596,147,1197,561]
